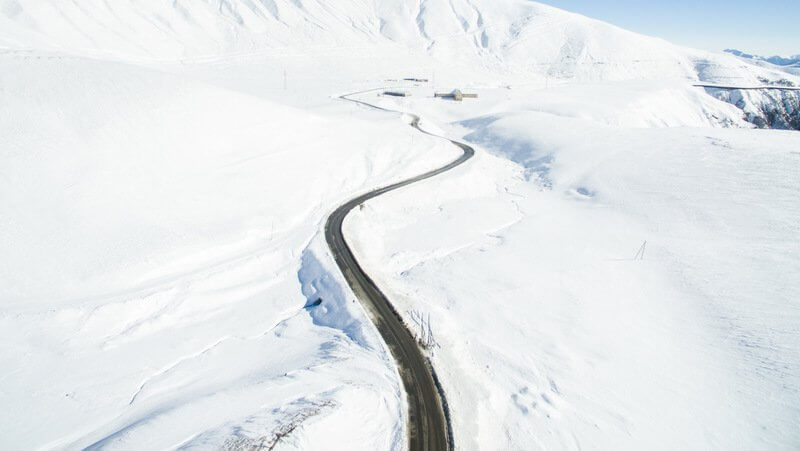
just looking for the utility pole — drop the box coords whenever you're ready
[634,240,647,261]
[283,69,287,91]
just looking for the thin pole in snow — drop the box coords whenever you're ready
[427,313,433,348]
[634,240,647,261]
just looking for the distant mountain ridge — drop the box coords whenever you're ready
[725,49,800,67]
[0,0,797,86]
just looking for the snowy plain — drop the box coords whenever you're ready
[1,0,799,450]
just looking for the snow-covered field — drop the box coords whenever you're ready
[0,52,463,449]
[346,85,800,449]
[1,0,799,449]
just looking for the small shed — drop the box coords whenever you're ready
[383,90,411,97]
[434,89,478,101]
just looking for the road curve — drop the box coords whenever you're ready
[325,90,474,451]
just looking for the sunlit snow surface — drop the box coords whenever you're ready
[0,54,461,450]
[346,87,800,449]
[1,0,799,450]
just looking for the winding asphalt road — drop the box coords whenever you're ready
[325,90,474,451]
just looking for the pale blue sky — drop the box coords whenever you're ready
[541,1,799,57]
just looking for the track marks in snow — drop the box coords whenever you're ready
[128,306,305,406]
[393,204,523,276]
[54,236,301,349]
[128,335,233,406]
[512,378,564,419]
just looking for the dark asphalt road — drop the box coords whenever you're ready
[324,91,474,451]
[693,83,800,91]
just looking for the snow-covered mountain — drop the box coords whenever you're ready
[726,49,800,67]
[1,0,795,85]
[725,49,800,78]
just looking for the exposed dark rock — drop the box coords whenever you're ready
[707,88,800,131]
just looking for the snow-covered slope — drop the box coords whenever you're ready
[0,50,462,450]
[345,85,800,451]
[1,0,796,86]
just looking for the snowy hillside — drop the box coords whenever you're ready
[346,87,800,450]
[2,0,799,450]
[1,0,796,86]
[0,53,466,449]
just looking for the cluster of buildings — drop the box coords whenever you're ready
[383,87,478,102]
